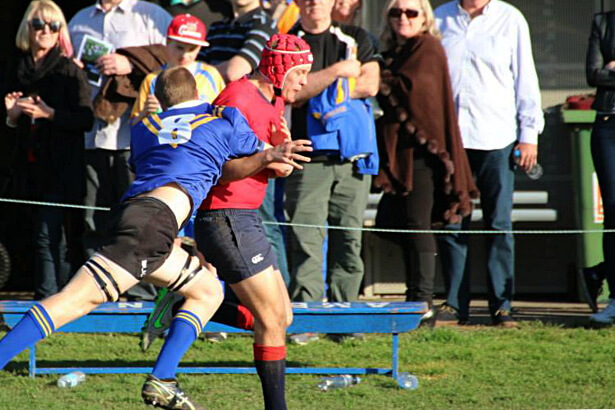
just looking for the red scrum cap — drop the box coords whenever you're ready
[167,14,209,47]
[258,34,313,90]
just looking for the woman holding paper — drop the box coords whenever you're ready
[3,0,93,299]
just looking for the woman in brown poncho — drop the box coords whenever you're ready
[374,0,478,313]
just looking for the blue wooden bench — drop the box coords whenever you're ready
[0,300,426,386]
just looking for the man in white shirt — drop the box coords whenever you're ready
[434,0,544,327]
[69,0,172,300]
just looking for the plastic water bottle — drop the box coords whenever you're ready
[397,372,419,390]
[514,149,543,180]
[57,371,86,388]
[317,375,361,391]
[524,162,544,180]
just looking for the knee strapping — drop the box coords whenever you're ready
[84,259,121,302]
[168,255,203,293]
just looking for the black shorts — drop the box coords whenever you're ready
[195,209,278,284]
[98,197,178,279]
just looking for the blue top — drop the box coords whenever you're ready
[124,100,264,207]
[307,78,379,175]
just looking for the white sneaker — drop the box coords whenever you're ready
[590,299,615,325]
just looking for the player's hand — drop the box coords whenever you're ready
[96,53,132,76]
[334,60,361,78]
[270,116,291,146]
[144,94,161,114]
[514,142,538,171]
[267,139,313,170]
[605,61,615,70]
[17,96,55,121]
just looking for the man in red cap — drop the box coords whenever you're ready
[131,13,225,122]
[144,33,313,410]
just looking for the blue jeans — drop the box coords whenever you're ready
[437,143,515,319]
[34,195,71,300]
[591,115,615,298]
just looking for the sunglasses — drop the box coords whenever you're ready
[388,8,420,19]
[30,18,62,33]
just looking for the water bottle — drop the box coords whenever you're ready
[397,372,419,390]
[57,371,86,388]
[513,149,543,180]
[317,375,361,391]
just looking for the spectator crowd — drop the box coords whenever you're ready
[7,0,614,348]
[0,0,552,329]
[9,0,615,408]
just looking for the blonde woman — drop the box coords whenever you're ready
[374,0,477,316]
[4,0,93,299]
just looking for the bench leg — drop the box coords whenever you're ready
[29,346,36,378]
[391,333,399,380]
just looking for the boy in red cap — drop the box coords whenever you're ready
[131,13,224,122]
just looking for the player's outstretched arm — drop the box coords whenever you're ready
[218,139,312,184]
[266,139,312,177]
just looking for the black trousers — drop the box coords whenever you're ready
[376,157,437,304]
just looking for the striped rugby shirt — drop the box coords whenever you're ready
[198,7,277,70]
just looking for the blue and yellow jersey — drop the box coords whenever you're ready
[124,101,264,207]
[131,62,225,119]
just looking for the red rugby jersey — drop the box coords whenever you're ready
[200,77,284,210]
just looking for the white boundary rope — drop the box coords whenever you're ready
[1,197,612,235]
[0,197,110,211]
[266,221,612,235]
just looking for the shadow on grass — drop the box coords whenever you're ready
[3,359,319,374]
[466,305,595,329]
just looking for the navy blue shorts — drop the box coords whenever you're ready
[194,209,278,284]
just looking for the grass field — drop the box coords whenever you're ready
[1,322,615,409]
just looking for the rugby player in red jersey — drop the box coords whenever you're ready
[144,34,312,410]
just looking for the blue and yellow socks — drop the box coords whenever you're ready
[254,344,287,410]
[151,310,202,380]
[0,304,55,370]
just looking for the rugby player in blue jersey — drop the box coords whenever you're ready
[0,66,312,409]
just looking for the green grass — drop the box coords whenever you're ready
[1,323,615,409]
